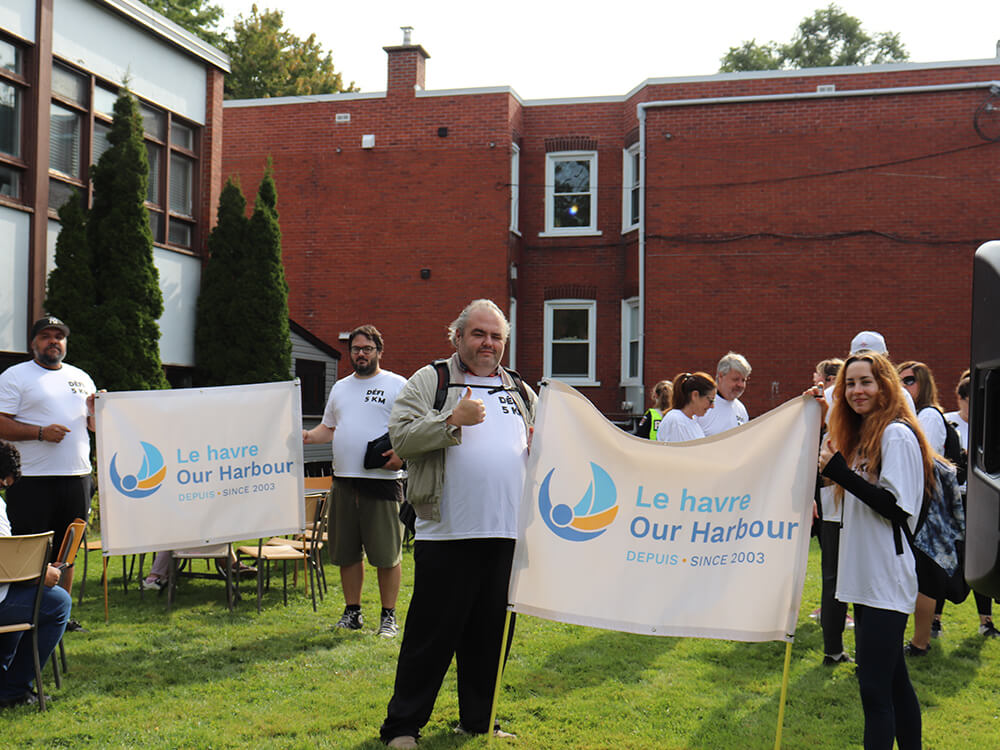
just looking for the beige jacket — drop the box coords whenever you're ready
[388,353,536,522]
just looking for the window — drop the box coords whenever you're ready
[544,299,598,385]
[543,151,599,235]
[51,64,87,106]
[49,103,81,177]
[510,144,519,233]
[622,145,640,230]
[0,39,26,201]
[296,359,327,415]
[169,152,193,216]
[621,298,640,385]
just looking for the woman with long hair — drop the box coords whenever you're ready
[818,351,933,749]
[633,380,672,439]
[897,361,947,455]
[656,372,716,443]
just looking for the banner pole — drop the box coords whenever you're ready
[487,608,514,748]
[773,639,793,750]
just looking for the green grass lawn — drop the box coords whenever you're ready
[2,538,998,749]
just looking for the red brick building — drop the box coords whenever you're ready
[223,41,1000,421]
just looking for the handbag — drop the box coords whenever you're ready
[363,432,393,469]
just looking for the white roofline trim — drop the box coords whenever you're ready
[637,80,1000,111]
[96,0,230,72]
[225,91,386,108]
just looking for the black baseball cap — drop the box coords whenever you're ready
[31,316,70,338]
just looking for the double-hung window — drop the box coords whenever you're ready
[622,144,640,231]
[543,151,598,235]
[621,297,640,385]
[544,299,598,386]
[0,38,26,200]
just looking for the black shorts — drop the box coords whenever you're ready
[5,474,93,560]
[914,547,947,599]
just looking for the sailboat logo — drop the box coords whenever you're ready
[538,462,619,541]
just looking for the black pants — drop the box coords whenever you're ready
[854,604,921,750]
[6,474,92,561]
[820,520,848,655]
[380,538,516,741]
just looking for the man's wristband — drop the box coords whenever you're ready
[38,425,44,441]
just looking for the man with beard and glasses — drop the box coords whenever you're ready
[303,325,406,637]
[0,317,95,627]
[380,299,536,748]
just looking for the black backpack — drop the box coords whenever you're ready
[931,406,967,485]
[431,358,529,411]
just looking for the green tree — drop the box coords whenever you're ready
[720,4,908,72]
[44,192,100,379]
[194,167,291,385]
[239,166,291,383]
[194,177,249,385]
[140,0,224,47]
[88,91,170,391]
[223,5,357,99]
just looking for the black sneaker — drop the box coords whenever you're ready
[335,608,363,630]
[930,619,942,639]
[822,652,854,666]
[979,620,1000,638]
[903,642,930,657]
[377,611,398,638]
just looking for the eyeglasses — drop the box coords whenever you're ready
[350,345,376,355]
[704,395,715,405]
[901,375,917,386]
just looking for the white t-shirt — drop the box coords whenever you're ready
[0,498,10,604]
[0,360,95,476]
[416,374,529,541]
[916,406,946,456]
[656,409,705,443]
[321,370,406,479]
[696,396,748,436]
[943,411,968,450]
[835,422,924,614]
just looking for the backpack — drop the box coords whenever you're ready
[930,405,965,475]
[892,451,965,577]
[431,358,529,411]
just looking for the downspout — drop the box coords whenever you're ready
[637,104,648,405]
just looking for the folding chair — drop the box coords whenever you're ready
[0,532,54,711]
[50,518,86,688]
[263,491,329,608]
[240,492,326,613]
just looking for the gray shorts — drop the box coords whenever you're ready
[329,477,404,568]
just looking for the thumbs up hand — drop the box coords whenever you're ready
[447,387,486,426]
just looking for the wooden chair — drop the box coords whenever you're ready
[0,532,54,711]
[50,518,86,688]
[241,492,327,612]
[264,491,330,606]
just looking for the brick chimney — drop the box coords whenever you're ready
[383,26,430,96]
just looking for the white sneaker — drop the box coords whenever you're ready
[377,611,398,638]
[141,577,164,591]
[387,736,418,749]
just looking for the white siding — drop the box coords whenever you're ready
[0,207,31,352]
[154,247,200,366]
[53,0,208,122]
[0,0,34,42]
[291,329,340,465]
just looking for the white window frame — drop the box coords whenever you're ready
[621,297,640,386]
[622,144,640,232]
[509,144,520,234]
[540,151,600,237]
[543,299,599,386]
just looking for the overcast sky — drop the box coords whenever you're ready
[214,1,1000,100]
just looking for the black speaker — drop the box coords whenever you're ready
[967,240,1000,597]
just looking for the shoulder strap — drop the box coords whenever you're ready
[889,419,934,555]
[432,359,450,411]
[502,366,529,406]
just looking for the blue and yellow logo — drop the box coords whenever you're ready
[539,462,619,541]
[109,441,166,498]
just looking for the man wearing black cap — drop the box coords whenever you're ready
[0,316,96,603]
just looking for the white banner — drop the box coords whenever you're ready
[509,380,821,642]
[95,381,305,555]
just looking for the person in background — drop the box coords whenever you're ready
[934,371,998,639]
[0,440,72,708]
[633,380,672,439]
[814,358,844,389]
[696,353,750,436]
[818,351,928,750]
[657,372,716,444]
